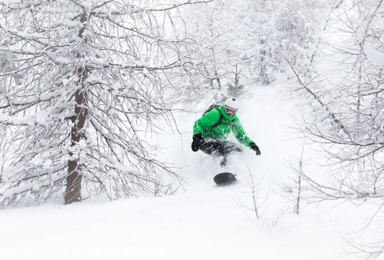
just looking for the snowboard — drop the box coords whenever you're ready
[213,172,237,185]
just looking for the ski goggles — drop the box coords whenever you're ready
[224,105,237,115]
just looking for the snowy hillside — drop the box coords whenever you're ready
[1,0,384,259]
[1,86,381,260]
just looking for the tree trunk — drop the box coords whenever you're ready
[65,85,88,204]
[65,13,88,205]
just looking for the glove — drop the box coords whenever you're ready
[191,134,202,152]
[249,142,261,156]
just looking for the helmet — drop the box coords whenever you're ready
[224,97,239,110]
[224,97,239,116]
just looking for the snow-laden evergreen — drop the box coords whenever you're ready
[0,0,211,206]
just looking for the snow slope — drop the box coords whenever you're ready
[0,86,381,260]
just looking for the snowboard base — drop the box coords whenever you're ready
[213,172,237,185]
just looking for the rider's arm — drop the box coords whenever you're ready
[232,116,254,147]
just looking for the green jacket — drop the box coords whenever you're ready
[193,105,254,147]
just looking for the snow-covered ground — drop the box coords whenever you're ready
[1,86,382,260]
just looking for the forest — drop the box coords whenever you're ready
[1,0,384,259]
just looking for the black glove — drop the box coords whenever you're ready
[250,142,261,156]
[191,134,202,152]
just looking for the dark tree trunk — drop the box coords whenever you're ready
[65,85,88,204]
[65,13,88,205]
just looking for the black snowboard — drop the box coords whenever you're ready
[213,172,237,185]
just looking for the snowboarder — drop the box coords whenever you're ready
[191,97,261,167]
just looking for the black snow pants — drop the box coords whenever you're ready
[199,138,242,167]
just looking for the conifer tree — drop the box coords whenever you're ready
[227,64,245,98]
[0,0,211,207]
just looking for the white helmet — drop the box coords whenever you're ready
[224,97,239,110]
